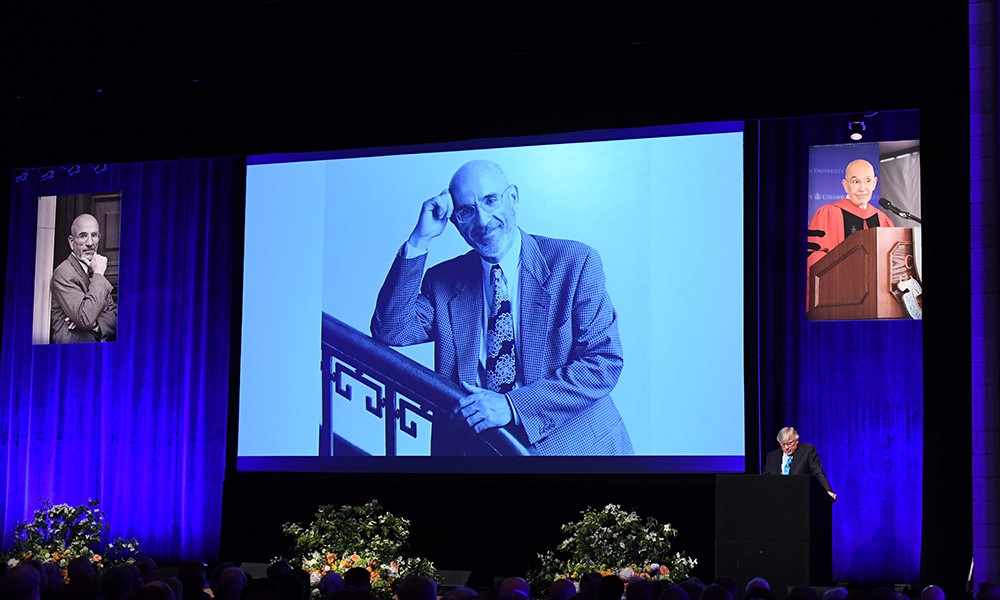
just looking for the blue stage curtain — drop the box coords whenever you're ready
[0,158,241,561]
[756,112,924,584]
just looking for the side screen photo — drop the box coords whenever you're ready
[32,192,122,345]
[806,142,922,320]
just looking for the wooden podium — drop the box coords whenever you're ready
[715,474,832,592]
[807,227,919,320]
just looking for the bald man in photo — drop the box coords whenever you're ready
[372,160,632,456]
[50,213,118,343]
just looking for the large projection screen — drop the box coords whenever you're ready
[238,123,745,473]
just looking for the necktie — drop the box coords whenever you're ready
[782,455,792,475]
[485,264,516,394]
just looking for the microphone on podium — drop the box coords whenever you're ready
[878,198,922,224]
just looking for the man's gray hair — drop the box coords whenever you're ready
[777,426,799,443]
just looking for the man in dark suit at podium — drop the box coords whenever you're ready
[763,426,837,501]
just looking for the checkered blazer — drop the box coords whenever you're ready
[372,230,632,456]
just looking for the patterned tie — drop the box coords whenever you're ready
[485,264,516,394]
[782,455,792,475]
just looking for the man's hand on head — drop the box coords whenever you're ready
[408,190,452,251]
[456,382,513,433]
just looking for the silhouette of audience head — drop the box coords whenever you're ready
[921,586,945,600]
[103,565,141,600]
[343,567,372,592]
[824,588,848,600]
[443,585,479,600]
[550,579,577,600]
[597,576,625,600]
[3,564,42,600]
[135,557,160,584]
[578,573,603,599]
[658,585,690,600]
[788,585,818,600]
[499,577,531,600]
[267,561,293,581]
[700,583,732,600]
[712,578,737,600]
[135,581,175,600]
[396,575,438,600]
[679,578,706,600]
[626,579,655,600]
[177,561,210,600]
[319,572,345,599]
[744,578,773,600]
[213,567,248,600]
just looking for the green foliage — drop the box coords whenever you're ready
[3,499,140,576]
[532,504,697,593]
[282,500,435,597]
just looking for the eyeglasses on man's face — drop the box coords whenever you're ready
[846,176,876,188]
[451,184,513,225]
[780,439,799,449]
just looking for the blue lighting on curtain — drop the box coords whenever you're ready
[0,158,241,561]
[757,110,923,584]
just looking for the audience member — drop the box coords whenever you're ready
[596,575,625,600]
[243,576,281,600]
[319,572,345,600]
[279,569,310,600]
[443,585,479,600]
[680,578,706,600]
[626,579,655,600]
[135,581,176,600]
[343,567,372,592]
[550,579,577,600]
[579,573,603,599]
[176,561,211,600]
[658,585,690,600]
[213,567,248,600]
[103,565,140,600]
[499,577,531,600]
[396,576,438,600]
[136,557,161,585]
[824,588,848,600]
[788,585,818,600]
[267,561,293,581]
[2,564,42,600]
[700,583,732,600]
[920,586,944,600]
[713,578,738,600]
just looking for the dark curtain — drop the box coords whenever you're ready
[0,158,242,562]
[756,111,924,584]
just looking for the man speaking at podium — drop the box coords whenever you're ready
[763,427,837,501]
[807,158,894,270]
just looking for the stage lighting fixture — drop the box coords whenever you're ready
[848,119,866,141]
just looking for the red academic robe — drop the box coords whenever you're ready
[807,197,894,269]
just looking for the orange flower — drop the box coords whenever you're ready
[659,566,669,576]
[327,553,337,564]
[351,554,361,563]
[370,570,379,582]
[92,555,102,563]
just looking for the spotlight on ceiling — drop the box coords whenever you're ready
[848,119,866,141]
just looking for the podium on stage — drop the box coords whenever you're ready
[807,227,921,320]
[715,474,832,593]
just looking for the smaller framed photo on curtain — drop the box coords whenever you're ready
[31,192,122,344]
[805,142,922,321]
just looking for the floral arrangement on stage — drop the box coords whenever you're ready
[3,499,141,576]
[532,504,697,592]
[282,500,435,598]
